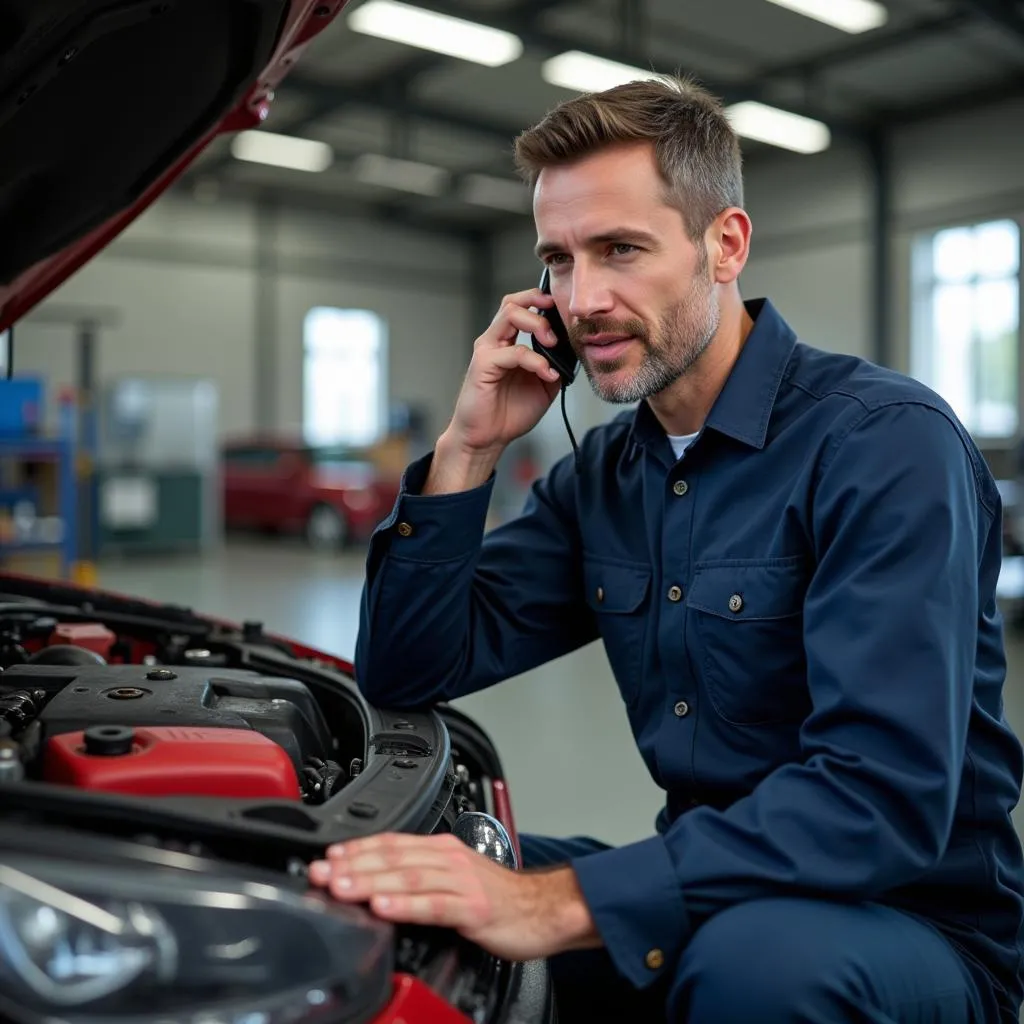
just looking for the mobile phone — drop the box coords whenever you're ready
[531,266,578,384]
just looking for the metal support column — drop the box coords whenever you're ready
[469,231,498,357]
[73,319,98,585]
[867,128,893,368]
[255,199,279,431]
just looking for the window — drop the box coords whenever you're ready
[911,219,1021,439]
[302,308,387,448]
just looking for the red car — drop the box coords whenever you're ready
[0,2,555,1022]
[222,438,402,550]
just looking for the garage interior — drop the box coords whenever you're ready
[5,0,1024,898]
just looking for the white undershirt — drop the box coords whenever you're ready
[667,431,699,460]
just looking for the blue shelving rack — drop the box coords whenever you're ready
[0,397,77,579]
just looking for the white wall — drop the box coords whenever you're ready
[13,192,472,445]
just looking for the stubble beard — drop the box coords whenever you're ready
[573,261,721,406]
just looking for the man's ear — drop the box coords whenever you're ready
[707,207,752,285]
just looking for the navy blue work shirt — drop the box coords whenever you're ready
[355,298,1024,1017]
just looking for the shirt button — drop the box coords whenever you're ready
[728,593,744,613]
[667,585,683,602]
[645,948,665,970]
[673,480,689,496]
[596,586,605,603]
[674,700,690,718]
[397,522,414,537]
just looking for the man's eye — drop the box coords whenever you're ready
[547,254,570,266]
[611,243,639,256]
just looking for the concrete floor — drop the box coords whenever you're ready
[96,538,1024,852]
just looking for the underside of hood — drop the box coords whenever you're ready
[0,0,345,331]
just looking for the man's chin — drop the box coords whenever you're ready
[583,365,645,405]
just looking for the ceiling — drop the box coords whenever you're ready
[182,0,1024,238]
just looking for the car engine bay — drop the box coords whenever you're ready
[0,586,483,860]
[0,578,551,1024]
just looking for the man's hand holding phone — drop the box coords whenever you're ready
[425,285,567,496]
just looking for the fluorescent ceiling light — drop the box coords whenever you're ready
[764,0,887,34]
[460,174,531,213]
[349,0,522,67]
[726,101,831,154]
[542,50,657,93]
[231,130,333,172]
[352,153,450,196]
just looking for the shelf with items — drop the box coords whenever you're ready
[0,390,78,581]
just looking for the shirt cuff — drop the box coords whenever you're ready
[570,836,690,989]
[374,450,496,563]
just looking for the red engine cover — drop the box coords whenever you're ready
[43,727,302,800]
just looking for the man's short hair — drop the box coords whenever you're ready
[513,75,744,241]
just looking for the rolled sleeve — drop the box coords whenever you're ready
[570,837,689,989]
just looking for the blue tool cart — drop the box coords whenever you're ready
[0,381,78,580]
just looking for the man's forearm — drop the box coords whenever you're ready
[423,431,504,496]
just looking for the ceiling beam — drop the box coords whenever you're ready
[177,176,483,242]
[285,73,527,142]
[404,0,861,136]
[758,10,971,80]
[956,0,1024,43]
[879,69,1024,125]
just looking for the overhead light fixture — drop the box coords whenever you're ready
[725,101,831,154]
[460,174,531,213]
[764,0,887,34]
[352,153,450,196]
[348,0,523,67]
[230,130,333,172]
[542,50,657,93]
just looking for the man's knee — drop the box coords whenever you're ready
[668,899,873,1024]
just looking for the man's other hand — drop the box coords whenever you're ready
[307,832,601,962]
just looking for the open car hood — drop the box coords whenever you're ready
[0,0,348,332]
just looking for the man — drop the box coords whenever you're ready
[308,77,1024,1023]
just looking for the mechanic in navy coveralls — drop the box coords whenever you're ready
[308,76,1024,1023]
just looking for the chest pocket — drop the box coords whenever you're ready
[687,559,810,726]
[583,558,651,705]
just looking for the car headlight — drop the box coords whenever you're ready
[0,853,393,1023]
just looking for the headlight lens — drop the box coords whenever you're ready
[0,854,392,1023]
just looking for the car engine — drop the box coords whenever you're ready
[0,623,348,805]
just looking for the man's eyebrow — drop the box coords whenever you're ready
[534,229,659,260]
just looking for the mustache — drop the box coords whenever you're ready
[569,317,648,345]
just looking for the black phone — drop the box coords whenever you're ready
[531,266,578,384]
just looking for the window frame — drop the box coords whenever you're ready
[910,216,1022,444]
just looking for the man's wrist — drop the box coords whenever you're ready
[423,431,504,496]
[529,867,602,953]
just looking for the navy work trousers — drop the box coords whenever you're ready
[520,834,993,1024]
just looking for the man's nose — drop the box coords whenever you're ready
[567,267,614,320]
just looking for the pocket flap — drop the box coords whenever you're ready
[583,559,651,613]
[688,562,805,621]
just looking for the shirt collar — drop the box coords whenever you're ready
[627,297,797,457]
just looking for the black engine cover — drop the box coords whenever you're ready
[1,664,333,773]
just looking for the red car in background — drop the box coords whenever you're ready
[222,438,402,550]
